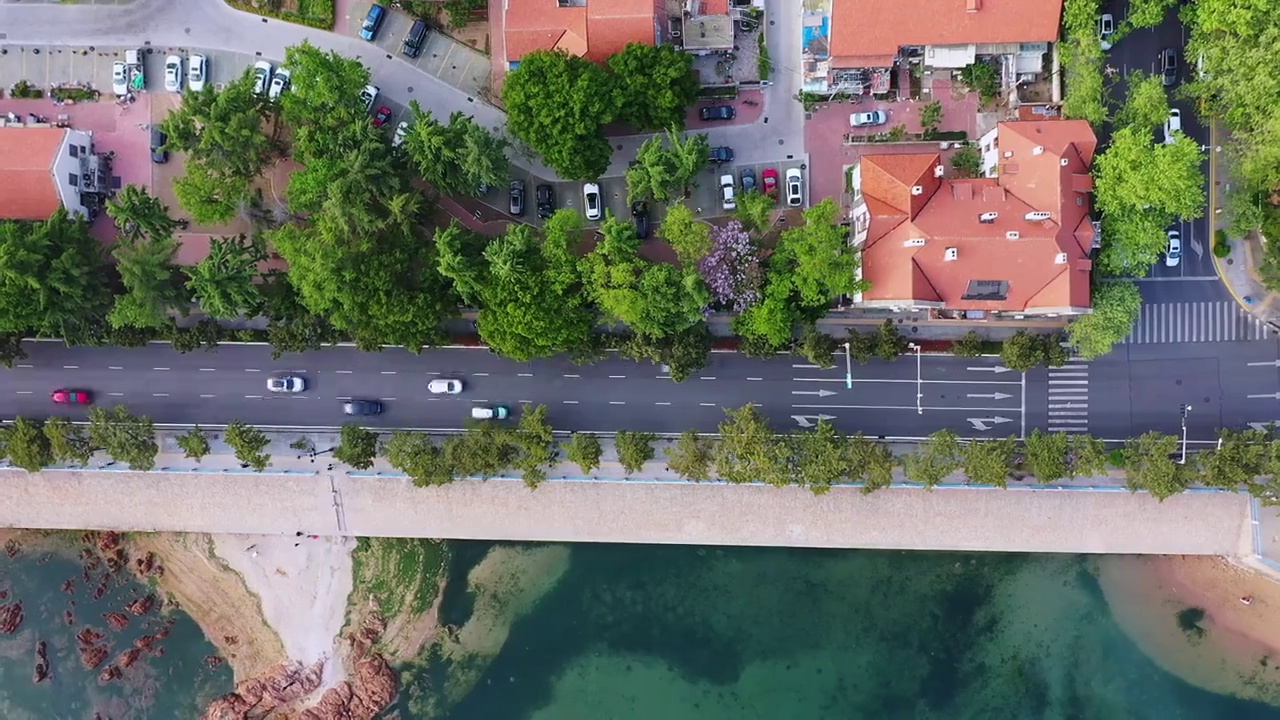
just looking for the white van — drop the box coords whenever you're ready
[1163,109,1181,145]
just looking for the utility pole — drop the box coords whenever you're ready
[1179,404,1192,465]
[908,342,923,415]
[842,341,852,389]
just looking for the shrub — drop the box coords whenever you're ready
[1213,229,1231,257]
[10,80,44,99]
[951,330,985,357]
[950,145,983,178]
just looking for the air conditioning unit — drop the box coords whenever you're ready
[979,212,998,223]
[1060,157,1069,166]
[945,247,958,261]
[1005,231,1020,240]
[904,238,926,247]
[1025,211,1051,221]
[1002,151,1014,158]
[1055,252,1068,264]
[1033,145,1045,155]
[911,185,924,195]
[933,165,944,177]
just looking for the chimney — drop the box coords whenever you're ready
[1006,231,1020,240]
[1033,145,1045,155]
[911,185,924,195]
[934,164,944,178]
[1055,252,1068,264]
[967,0,981,11]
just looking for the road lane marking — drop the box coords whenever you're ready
[245,394,263,399]
[16,364,32,368]
[244,368,261,372]
[609,375,627,379]
[109,392,125,397]
[792,403,1022,411]
[380,397,397,401]
[656,375,672,380]
[1047,372,1088,377]
[563,400,579,404]
[153,393,169,397]
[337,396,352,400]
[199,368,216,372]
[700,402,716,406]
[700,376,717,381]
[473,372,489,376]
[1048,403,1089,409]
[747,377,763,381]
[152,367,170,371]
[1045,380,1088,385]
[15,391,31,395]
[794,377,1021,385]
[426,371,441,375]
[1058,365,1088,370]
[792,363,821,369]
[563,374,580,378]
[62,365,79,369]
[518,373,534,377]
[1047,418,1089,424]
[199,394,216,398]
[380,371,396,375]
[520,399,532,403]
[1048,396,1088,401]
[1048,387,1084,393]
[655,402,672,405]
[1048,411,1089,416]
[336,370,353,374]
[108,366,124,370]
[609,401,626,405]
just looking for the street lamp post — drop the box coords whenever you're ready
[842,341,852,389]
[1179,404,1193,465]
[908,342,923,415]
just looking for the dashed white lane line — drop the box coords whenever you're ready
[563,400,579,404]
[519,399,532,403]
[655,402,672,406]
[609,401,626,405]
[609,375,627,379]
[656,375,672,380]
[152,367,170,371]
[518,373,534,377]
[62,365,79,369]
[244,394,263,399]
[747,377,763,381]
[380,397,397,401]
[16,364,32,368]
[244,368,261,372]
[426,371,441,375]
[563,373,580,378]
[700,376,717,381]
[15,391,31,395]
[109,392,125,397]
[152,393,169,397]
[336,396,352,400]
[108,366,123,370]
[336,370,353,374]
[473,372,489,377]
[381,371,396,375]
[700,402,716,407]
[199,394,216,398]
[199,368,216,372]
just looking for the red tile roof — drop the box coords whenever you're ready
[0,128,67,221]
[858,120,1098,313]
[829,0,1064,68]
[504,0,659,65]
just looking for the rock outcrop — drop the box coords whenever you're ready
[125,594,156,616]
[200,660,325,720]
[102,612,129,631]
[299,614,397,720]
[0,602,24,634]
[33,640,49,683]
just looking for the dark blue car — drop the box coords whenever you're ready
[359,4,386,41]
[700,105,736,122]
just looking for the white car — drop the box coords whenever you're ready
[785,168,804,207]
[359,84,379,112]
[1099,13,1115,51]
[268,69,291,100]
[583,182,602,221]
[1163,108,1182,145]
[392,121,409,147]
[164,55,182,93]
[1165,230,1182,267]
[187,54,206,92]
[252,61,273,95]
[111,61,128,96]
[428,378,464,394]
[720,174,736,211]
[267,375,306,393]
[850,110,888,127]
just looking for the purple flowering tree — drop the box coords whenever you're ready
[698,220,763,312]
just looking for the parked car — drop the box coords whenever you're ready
[631,200,649,239]
[150,127,168,164]
[720,174,736,211]
[402,19,428,58]
[740,168,757,193]
[267,375,306,393]
[762,168,779,199]
[164,55,182,92]
[1099,13,1115,51]
[471,405,509,420]
[187,54,207,92]
[509,180,526,216]
[850,110,888,127]
[700,105,736,122]
[1165,230,1182,267]
[373,106,393,128]
[536,184,556,219]
[51,389,92,405]
[252,60,273,95]
[268,68,291,100]
[785,168,803,207]
[583,182,602,221]
[359,3,386,41]
[428,378,464,394]
[359,85,379,112]
[343,400,384,416]
[1163,108,1182,145]
[709,146,734,163]
[1160,48,1178,86]
[112,61,129,96]
[392,121,409,147]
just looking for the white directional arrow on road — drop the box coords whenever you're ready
[1190,237,1204,260]
[1249,422,1280,432]
[792,414,836,428]
[966,392,1013,400]
[791,389,837,397]
[967,366,1014,374]
[1248,360,1280,367]
[1248,392,1280,400]
[967,416,1014,431]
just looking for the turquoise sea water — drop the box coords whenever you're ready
[424,543,1280,720]
[0,545,231,719]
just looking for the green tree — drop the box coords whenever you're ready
[334,424,379,470]
[107,184,181,246]
[1201,428,1269,490]
[949,145,983,178]
[0,334,24,368]
[514,404,556,488]
[797,325,838,369]
[626,132,710,204]
[607,43,698,131]
[920,101,943,134]
[952,330,985,357]
[792,419,849,494]
[0,210,112,342]
[224,420,271,472]
[959,61,1000,103]
[1124,0,1177,30]
[715,404,791,486]
[846,328,875,363]
[385,432,454,487]
[176,426,211,462]
[875,320,907,361]
[963,436,1016,487]
[903,429,962,488]
[1068,280,1141,359]
[502,50,616,180]
[582,214,708,338]
[44,416,92,466]
[1000,330,1048,371]
[849,434,895,493]
[3,417,52,472]
[1069,434,1111,478]
[1113,72,1170,131]
[660,203,712,265]
[88,405,158,471]
[1024,429,1070,483]
[279,41,374,159]
[614,430,657,475]
[185,234,266,319]
[107,186,186,330]
[447,421,518,478]
[564,432,603,475]
[1124,431,1190,500]
[619,323,713,382]
[665,430,715,481]
[1060,0,1106,125]
[735,191,775,235]
[402,105,508,197]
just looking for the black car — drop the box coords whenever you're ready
[343,399,383,416]
[741,168,757,193]
[700,105,736,122]
[150,127,168,164]
[631,201,649,239]
[509,180,525,216]
[709,146,734,163]
[536,184,556,219]
[1160,48,1178,86]
[402,19,428,58]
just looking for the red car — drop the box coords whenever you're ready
[51,389,92,405]
[761,168,779,199]
[373,106,393,128]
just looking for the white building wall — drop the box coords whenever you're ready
[47,129,91,218]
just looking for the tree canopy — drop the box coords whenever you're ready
[502,50,618,180]
[625,132,709,204]
[1068,280,1141,359]
[0,211,111,342]
[401,104,508,197]
[606,43,699,132]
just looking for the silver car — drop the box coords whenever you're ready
[188,54,207,92]
[267,375,306,393]
[428,378,464,394]
[164,55,183,93]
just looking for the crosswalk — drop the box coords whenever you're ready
[1124,301,1273,344]
[1047,359,1089,434]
